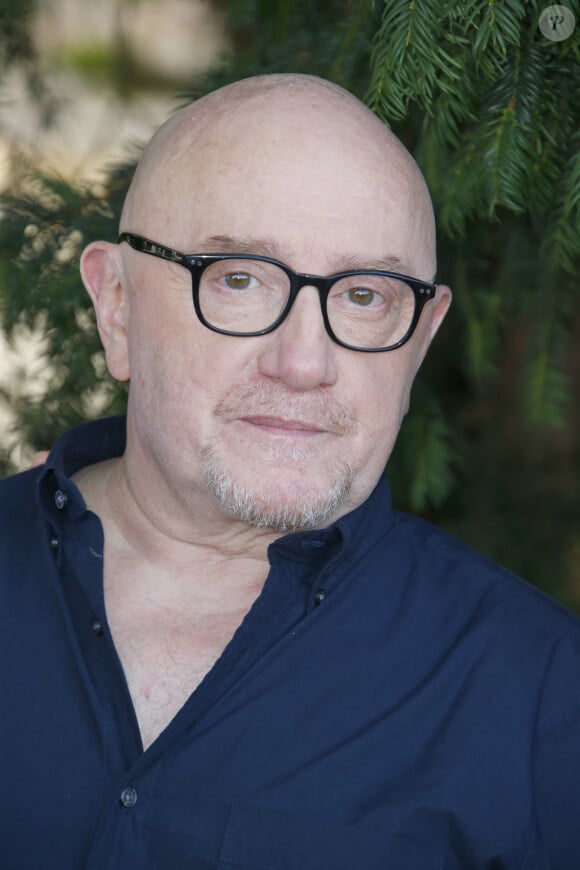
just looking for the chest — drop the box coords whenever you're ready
[88,599,537,870]
[105,576,252,750]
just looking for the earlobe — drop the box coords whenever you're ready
[80,241,130,382]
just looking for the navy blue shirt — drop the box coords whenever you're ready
[2,415,580,869]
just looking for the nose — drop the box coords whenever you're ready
[256,286,338,390]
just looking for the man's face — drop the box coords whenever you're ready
[110,89,450,532]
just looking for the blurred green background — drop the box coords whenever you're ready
[0,0,578,605]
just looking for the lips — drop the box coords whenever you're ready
[240,415,326,433]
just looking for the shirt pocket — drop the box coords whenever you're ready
[216,805,438,870]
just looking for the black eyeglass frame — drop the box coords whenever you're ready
[118,232,437,353]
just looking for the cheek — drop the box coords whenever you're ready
[351,358,415,459]
[126,287,197,385]
[126,308,258,441]
[125,305,197,430]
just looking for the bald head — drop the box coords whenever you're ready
[120,73,436,280]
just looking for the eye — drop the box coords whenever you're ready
[346,287,377,306]
[224,272,257,290]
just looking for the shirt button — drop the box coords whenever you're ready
[92,619,104,637]
[54,490,68,510]
[50,537,59,550]
[119,786,138,808]
[313,588,326,606]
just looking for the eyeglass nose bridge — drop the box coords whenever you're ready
[279,270,337,338]
[291,271,331,292]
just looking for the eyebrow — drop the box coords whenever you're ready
[198,234,416,277]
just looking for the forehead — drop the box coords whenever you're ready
[128,86,435,278]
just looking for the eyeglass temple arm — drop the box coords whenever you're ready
[117,233,186,265]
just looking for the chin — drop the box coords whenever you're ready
[200,444,355,532]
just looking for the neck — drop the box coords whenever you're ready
[73,451,278,571]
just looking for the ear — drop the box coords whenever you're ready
[429,284,453,341]
[412,283,452,375]
[81,241,130,382]
[401,284,453,416]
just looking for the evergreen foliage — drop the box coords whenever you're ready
[0,0,578,603]
[368,0,579,429]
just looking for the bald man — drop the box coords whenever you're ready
[2,75,580,869]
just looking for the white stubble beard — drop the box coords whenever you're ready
[201,439,355,533]
[199,380,359,532]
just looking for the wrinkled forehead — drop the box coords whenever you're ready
[121,77,436,278]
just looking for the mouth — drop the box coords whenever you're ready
[238,415,327,436]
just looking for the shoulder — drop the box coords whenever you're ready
[0,468,47,584]
[392,508,580,631]
[379,511,580,737]
[374,509,580,702]
[0,467,42,520]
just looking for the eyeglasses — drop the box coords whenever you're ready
[118,232,437,353]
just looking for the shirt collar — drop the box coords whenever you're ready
[269,474,394,573]
[43,415,127,480]
[37,416,127,524]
